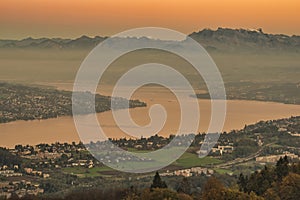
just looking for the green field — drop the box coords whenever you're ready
[62,151,224,177]
[173,152,223,168]
[63,166,113,178]
[214,168,233,175]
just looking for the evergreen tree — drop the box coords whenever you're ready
[276,156,289,181]
[150,172,167,190]
[177,177,191,194]
[237,173,247,192]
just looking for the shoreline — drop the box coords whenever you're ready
[1,82,300,148]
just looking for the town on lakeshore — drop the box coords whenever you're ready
[0,116,299,199]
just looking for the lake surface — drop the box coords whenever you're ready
[1,86,300,148]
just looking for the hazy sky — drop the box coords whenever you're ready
[1,0,299,39]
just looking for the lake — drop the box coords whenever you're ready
[0,86,300,148]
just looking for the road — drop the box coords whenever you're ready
[212,143,275,169]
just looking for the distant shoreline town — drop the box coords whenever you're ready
[0,82,146,123]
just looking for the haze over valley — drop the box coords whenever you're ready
[0,28,299,147]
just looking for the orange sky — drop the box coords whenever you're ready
[0,0,299,39]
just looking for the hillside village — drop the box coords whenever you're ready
[0,116,299,198]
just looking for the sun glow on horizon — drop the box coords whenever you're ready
[0,0,299,39]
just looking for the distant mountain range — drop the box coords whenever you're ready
[1,28,300,52]
[189,28,300,52]
[0,35,107,49]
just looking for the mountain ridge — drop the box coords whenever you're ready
[1,28,299,52]
[189,27,300,52]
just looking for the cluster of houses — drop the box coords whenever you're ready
[11,143,85,159]
[244,116,300,136]
[276,117,300,136]
[0,180,44,199]
[9,142,95,167]
[24,168,50,178]
[0,165,22,177]
[196,144,234,157]
[19,151,66,160]
[95,152,152,164]
[0,170,22,178]
[0,83,74,123]
[68,159,95,168]
[161,167,214,177]
[103,134,194,151]
[0,165,50,179]
[211,145,234,155]
[256,152,300,163]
